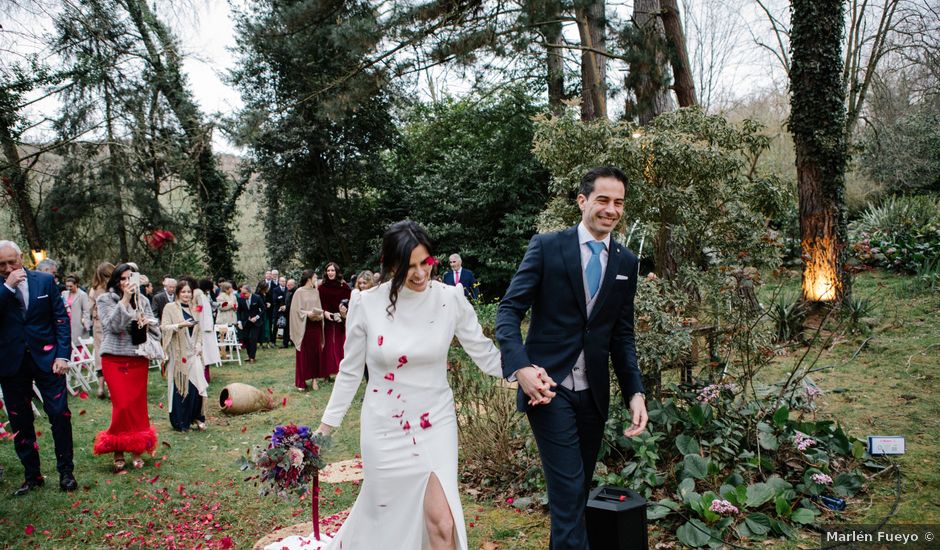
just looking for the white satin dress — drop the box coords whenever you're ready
[274,281,502,550]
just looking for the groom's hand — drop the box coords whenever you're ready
[516,365,556,406]
[623,393,648,437]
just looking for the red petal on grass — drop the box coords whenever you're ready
[149,475,160,484]
[282,397,288,407]
[79,409,86,415]
[506,497,514,505]
[240,426,247,433]
[178,484,185,495]
[79,391,89,400]
[36,430,42,437]
[158,402,164,409]
[383,372,394,381]
[220,536,234,548]
[155,461,162,468]
[25,524,35,535]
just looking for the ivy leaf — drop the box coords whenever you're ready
[676,519,712,548]
[676,434,701,456]
[744,512,772,535]
[746,483,775,508]
[683,454,709,480]
[790,507,817,524]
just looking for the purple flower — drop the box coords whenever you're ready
[795,432,816,451]
[811,473,833,485]
[709,499,739,515]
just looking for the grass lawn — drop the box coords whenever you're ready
[0,269,936,548]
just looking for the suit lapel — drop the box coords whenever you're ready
[588,239,624,324]
[561,227,588,320]
[26,270,39,315]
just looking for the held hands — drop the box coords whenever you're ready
[516,365,557,406]
[623,393,649,437]
[316,423,333,437]
[52,358,69,376]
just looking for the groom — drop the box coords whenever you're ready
[496,166,648,549]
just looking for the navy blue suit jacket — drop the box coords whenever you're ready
[0,269,71,377]
[442,268,478,300]
[496,226,643,415]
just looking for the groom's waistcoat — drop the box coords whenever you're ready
[496,226,643,415]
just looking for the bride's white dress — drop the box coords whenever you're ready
[268,281,502,550]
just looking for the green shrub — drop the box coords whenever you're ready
[850,195,940,273]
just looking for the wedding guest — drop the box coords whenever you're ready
[215,281,238,326]
[256,281,272,348]
[196,279,222,380]
[151,277,177,321]
[289,270,324,391]
[318,262,351,378]
[161,280,208,431]
[443,253,479,300]
[89,262,115,398]
[139,275,154,307]
[272,276,288,346]
[0,241,77,495]
[237,284,264,363]
[355,270,376,292]
[93,263,159,472]
[62,275,92,347]
[35,258,64,293]
[282,278,297,349]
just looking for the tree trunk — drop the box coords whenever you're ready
[790,0,851,306]
[659,0,697,107]
[631,0,674,125]
[575,0,607,121]
[1,140,44,252]
[125,0,237,279]
[543,0,566,115]
[103,85,130,262]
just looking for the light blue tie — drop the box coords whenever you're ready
[585,241,605,298]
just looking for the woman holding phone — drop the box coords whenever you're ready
[92,263,159,472]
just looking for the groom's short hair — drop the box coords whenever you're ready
[579,166,629,198]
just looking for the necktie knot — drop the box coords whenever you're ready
[587,241,605,255]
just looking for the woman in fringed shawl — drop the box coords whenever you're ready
[161,280,209,432]
[318,262,351,378]
[289,269,325,391]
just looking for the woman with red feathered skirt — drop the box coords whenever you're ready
[317,263,351,378]
[92,263,159,472]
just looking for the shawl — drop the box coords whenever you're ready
[289,286,325,351]
[318,280,351,313]
[161,301,204,400]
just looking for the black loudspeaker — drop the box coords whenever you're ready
[585,486,649,550]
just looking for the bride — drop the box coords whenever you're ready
[275,220,504,550]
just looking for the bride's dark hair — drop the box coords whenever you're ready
[380,220,434,317]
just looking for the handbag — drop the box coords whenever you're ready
[136,332,165,361]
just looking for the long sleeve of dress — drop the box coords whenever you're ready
[320,291,366,428]
[453,289,502,377]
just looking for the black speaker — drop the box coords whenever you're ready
[585,486,649,550]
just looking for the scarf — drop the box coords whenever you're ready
[289,286,325,351]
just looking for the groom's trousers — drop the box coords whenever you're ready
[527,385,605,550]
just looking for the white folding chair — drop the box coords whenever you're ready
[0,376,45,418]
[216,324,242,365]
[78,336,99,386]
[66,343,94,395]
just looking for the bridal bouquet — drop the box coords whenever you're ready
[250,424,328,497]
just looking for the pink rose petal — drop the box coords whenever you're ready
[43,344,54,351]
[384,373,394,381]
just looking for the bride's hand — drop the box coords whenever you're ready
[316,423,333,436]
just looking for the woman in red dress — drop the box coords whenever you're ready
[93,263,158,471]
[289,270,325,390]
[317,262,351,378]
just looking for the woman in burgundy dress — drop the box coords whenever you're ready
[317,262,351,378]
[289,270,325,390]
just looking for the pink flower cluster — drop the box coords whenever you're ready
[795,432,816,451]
[804,385,823,399]
[709,499,739,515]
[697,383,735,403]
[811,473,833,485]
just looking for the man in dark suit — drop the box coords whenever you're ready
[150,277,176,321]
[0,241,78,496]
[237,284,264,363]
[496,167,648,549]
[442,254,478,300]
[282,278,296,349]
